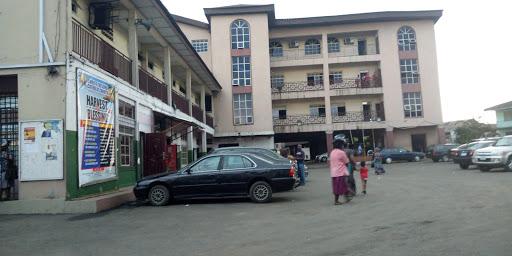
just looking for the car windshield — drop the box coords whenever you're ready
[468,142,493,150]
[494,137,512,147]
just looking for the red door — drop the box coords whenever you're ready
[144,133,166,177]
[166,145,178,172]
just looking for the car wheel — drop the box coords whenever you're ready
[321,157,327,162]
[385,157,392,164]
[459,163,469,169]
[148,185,170,206]
[433,158,439,163]
[250,181,272,203]
[442,155,450,162]
[479,166,490,172]
[414,156,421,162]
[505,157,512,172]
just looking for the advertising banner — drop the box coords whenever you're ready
[77,69,116,187]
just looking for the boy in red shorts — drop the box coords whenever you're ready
[359,161,369,194]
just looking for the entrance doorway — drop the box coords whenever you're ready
[358,39,367,55]
[0,75,18,200]
[411,134,426,153]
[363,103,371,121]
[143,133,166,177]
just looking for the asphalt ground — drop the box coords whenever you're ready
[1,160,512,256]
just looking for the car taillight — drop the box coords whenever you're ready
[469,151,474,156]
[433,151,436,155]
[289,167,294,177]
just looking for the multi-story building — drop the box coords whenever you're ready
[485,101,512,136]
[175,4,445,158]
[0,0,220,213]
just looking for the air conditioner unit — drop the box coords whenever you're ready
[289,41,300,48]
[404,105,411,111]
[344,37,355,45]
[232,79,239,86]
[237,42,245,49]
[409,39,417,44]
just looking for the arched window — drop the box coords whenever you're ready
[398,26,416,51]
[305,39,321,55]
[231,20,250,49]
[269,41,283,57]
[327,37,340,53]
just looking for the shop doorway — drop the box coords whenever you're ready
[143,133,166,177]
[411,134,426,153]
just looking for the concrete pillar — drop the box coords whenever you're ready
[201,85,206,123]
[386,128,394,148]
[187,127,194,162]
[438,127,446,144]
[186,69,192,115]
[128,10,139,88]
[321,33,332,124]
[326,131,334,155]
[201,131,207,155]
[164,47,173,105]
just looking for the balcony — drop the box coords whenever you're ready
[72,20,132,84]
[139,68,168,104]
[273,115,326,126]
[332,111,385,123]
[330,78,382,90]
[192,104,204,122]
[206,114,214,128]
[328,44,377,58]
[172,90,189,115]
[272,81,324,93]
[270,49,323,62]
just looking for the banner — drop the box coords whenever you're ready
[77,69,116,187]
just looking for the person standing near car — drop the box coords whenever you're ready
[330,135,351,205]
[295,144,306,186]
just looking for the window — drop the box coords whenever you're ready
[192,40,208,52]
[305,39,321,55]
[403,92,423,117]
[190,156,221,173]
[119,100,135,119]
[120,126,134,166]
[504,110,512,121]
[271,75,284,88]
[272,107,286,120]
[231,20,250,49]
[148,62,154,70]
[310,104,326,117]
[232,56,251,86]
[329,72,343,84]
[101,29,113,42]
[327,37,340,53]
[233,94,253,125]
[331,103,346,116]
[307,73,323,86]
[180,86,186,94]
[400,59,419,84]
[398,26,416,51]
[269,41,283,57]
[205,95,212,112]
[222,155,254,169]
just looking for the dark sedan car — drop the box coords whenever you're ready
[380,147,424,164]
[453,141,496,169]
[133,153,296,206]
[426,144,460,162]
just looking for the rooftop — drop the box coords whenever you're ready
[485,100,512,111]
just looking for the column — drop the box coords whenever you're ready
[321,33,332,125]
[201,131,207,156]
[186,69,194,162]
[186,69,192,115]
[164,46,173,105]
[438,127,446,144]
[128,10,139,88]
[326,131,334,155]
[386,127,394,148]
[201,85,206,123]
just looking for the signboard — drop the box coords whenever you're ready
[77,69,116,187]
[19,120,63,181]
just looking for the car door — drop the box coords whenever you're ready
[172,156,222,198]
[218,155,255,196]
[398,148,410,160]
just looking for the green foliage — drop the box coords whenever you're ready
[455,119,496,144]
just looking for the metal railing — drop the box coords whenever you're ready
[192,104,203,122]
[328,44,378,58]
[330,77,382,89]
[273,115,326,126]
[206,114,214,128]
[172,90,189,115]
[331,111,385,123]
[270,49,323,61]
[271,81,324,93]
[139,68,168,104]
[72,20,132,84]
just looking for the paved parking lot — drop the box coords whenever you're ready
[1,160,512,256]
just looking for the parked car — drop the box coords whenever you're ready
[453,141,496,169]
[449,143,471,161]
[473,135,512,172]
[426,144,460,162]
[315,152,328,162]
[133,153,296,206]
[380,147,424,164]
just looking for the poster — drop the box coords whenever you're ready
[24,127,35,143]
[77,69,116,187]
[45,144,57,160]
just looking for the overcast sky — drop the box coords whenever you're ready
[163,0,510,124]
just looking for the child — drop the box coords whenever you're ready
[359,161,369,194]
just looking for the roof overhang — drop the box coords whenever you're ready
[204,4,276,24]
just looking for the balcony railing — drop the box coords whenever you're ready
[139,68,168,104]
[206,114,214,128]
[330,77,382,90]
[72,20,132,84]
[271,81,324,93]
[270,49,323,61]
[273,115,326,126]
[192,104,203,122]
[328,44,378,58]
[332,111,385,123]
[172,90,189,115]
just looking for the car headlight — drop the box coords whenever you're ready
[492,152,504,156]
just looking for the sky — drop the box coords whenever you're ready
[162,0,511,124]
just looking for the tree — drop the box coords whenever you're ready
[454,119,496,144]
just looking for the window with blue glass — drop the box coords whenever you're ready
[269,41,283,57]
[232,56,251,86]
[231,20,250,49]
[233,93,253,125]
[192,40,208,52]
[400,59,419,84]
[327,37,340,53]
[398,26,416,51]
[305,39,321,55]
